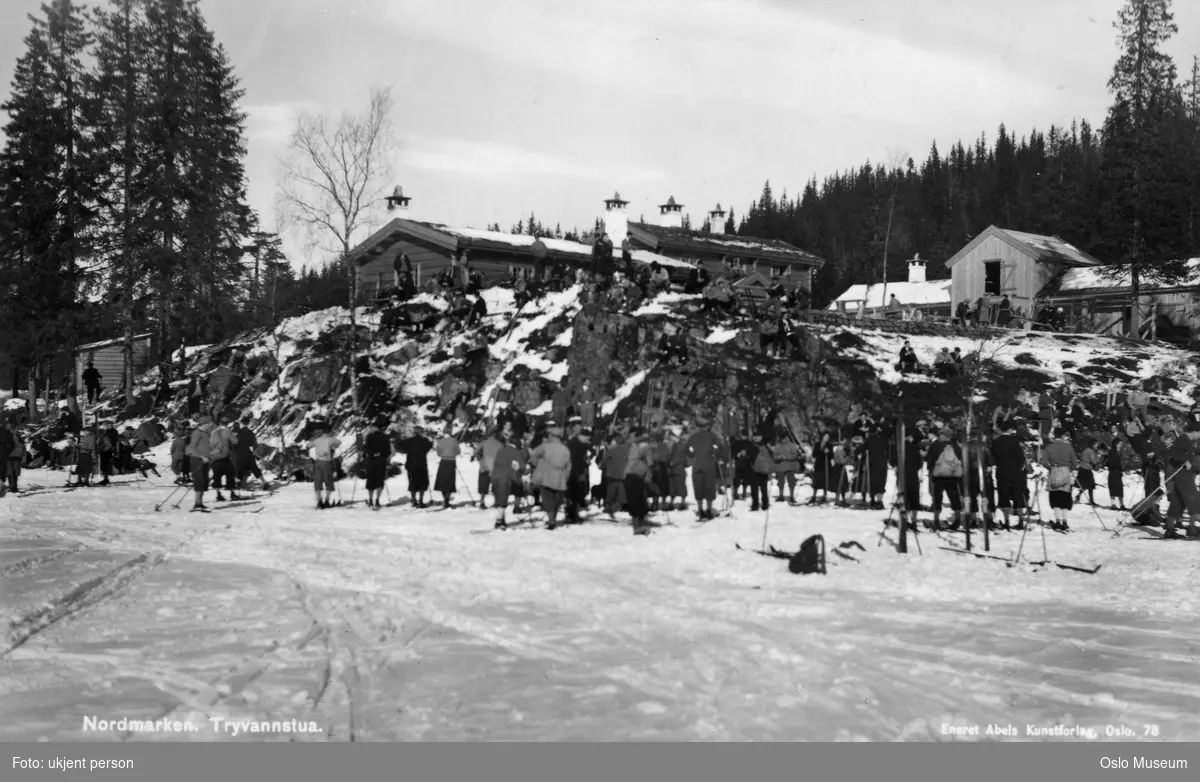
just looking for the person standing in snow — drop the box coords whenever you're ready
[82,361,102,404]
[745,431,773,512]
[474,427,504,510]
[770,434,803,504]
[925,427,965,531]
[550,383,570,427]
[396,426,433,508]
[433,427,460,509]
[601,430,630,516]
[996,294,1012,327]
[667,427,690,511]
[233,415,265,490]
[208,414,240,502]
[564,423,592,521]
[362,415,392,510]
[1161,426,1200,539]
[1104,439,1126,511]
[308,422,342,509]
[1038,427,1079,531]
[185,414,215,510]
[97,421,118,485]
[1075,438,1100,506]
[891,422,925,530]
[623,428,656,535]
[686,416,721,520]
[529,425,572,529]
[171,424,191,485]
[490,429,530,529]
[0,421,18,496]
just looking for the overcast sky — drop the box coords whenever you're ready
[3,0,1200,267]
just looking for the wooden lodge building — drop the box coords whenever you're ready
[609,194,826,299]
[350,188,693,299]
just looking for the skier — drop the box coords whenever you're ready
[396,426,433,507]
[233,415,264,490]
[831,435,851,505]
[491,427,530,529]
[771,435,802,504]
[472,427,502,510]
[1038,427,1078,531]
[731,429,752,501]
[209,414,240,502]
[97,422,118,485]
[925,426,965,531]
[565,424,592,521]
[601,430,630,516]
[624,427,656,535]
[362,415,393,510]
[650,429,671,512]
[308,421,342,509]
[577,381,597,430]
[529,425,572,529]
[746,432,773,512]
[171,425,190,485]
[808,429,834,505]
[687,416,721,520]
[82,361,102,404]
[667,427,690,511]
[1105,438,1126,511]
[1075,438,1100,505]
[185,414,215,511]
[433,426,460,509]
[1161,426,1200,539]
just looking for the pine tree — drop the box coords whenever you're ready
[724,207,736,235]
[1097,0,1189,338]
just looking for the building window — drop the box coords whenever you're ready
[984,260,1001,296]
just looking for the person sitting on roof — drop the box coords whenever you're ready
[887,293,903,319]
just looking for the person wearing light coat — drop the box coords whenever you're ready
[529,427,572,529]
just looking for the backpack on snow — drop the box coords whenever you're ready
[931,444,963,478]
[789,534,826,575]
[1047,463,1073,491]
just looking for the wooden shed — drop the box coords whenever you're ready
[1037,258,1200,342]
[944,226,1101,324]
[74,333,154,394]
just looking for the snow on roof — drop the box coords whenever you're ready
[77,333,154,352]
[1000,229,1099,267]
[1056,258,1200,294]
[434,225,693,270]
[828,280,952,310]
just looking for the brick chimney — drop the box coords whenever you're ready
[658,195,684,230]
[908,253,926,283]
[603,191,629,243]
[708,203,726,235]
[385,185,411,217]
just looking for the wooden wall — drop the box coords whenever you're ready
[75,336,153,393]
[949,235,1063,317]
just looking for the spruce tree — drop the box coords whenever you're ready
[1097,0,1189,337]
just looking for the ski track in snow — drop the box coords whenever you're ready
[1,462,1199,742]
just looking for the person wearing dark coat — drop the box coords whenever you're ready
[362,416,393,509]
[809,431,835,504]
[82,361,102,404]
[1161,428,1200,539]
[1105,440,1126,511]
[990,422,1027,529]
[591,230,614,282]
[890,424,924,528]
[864,426,889,509]
[565,425,592,521]
[396,428,433,507]
[433,430,460,508]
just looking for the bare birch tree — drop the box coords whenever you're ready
[275,86,397,410]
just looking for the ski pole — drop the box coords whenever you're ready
[155,484,186,512]
[759,499,771,554]
[456,465,475,504]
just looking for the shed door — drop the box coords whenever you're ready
[1000,262,1018,294]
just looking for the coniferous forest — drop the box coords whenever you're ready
[734,0,1200,307]
[2,0,1199,394]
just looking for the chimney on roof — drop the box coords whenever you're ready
[908,252,926,283]
[658,195,684,230]
[385,185,411,216]
[603,190,629,242]
[708,203,726,235]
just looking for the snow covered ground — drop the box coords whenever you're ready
[2,453,1198,742]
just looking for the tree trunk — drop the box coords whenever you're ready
[122,0,137,406]
[345,246,360,415]
[1130,264,1142,339]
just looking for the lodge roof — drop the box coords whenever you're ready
[627,222,825,268]
[944,225,1101,269]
